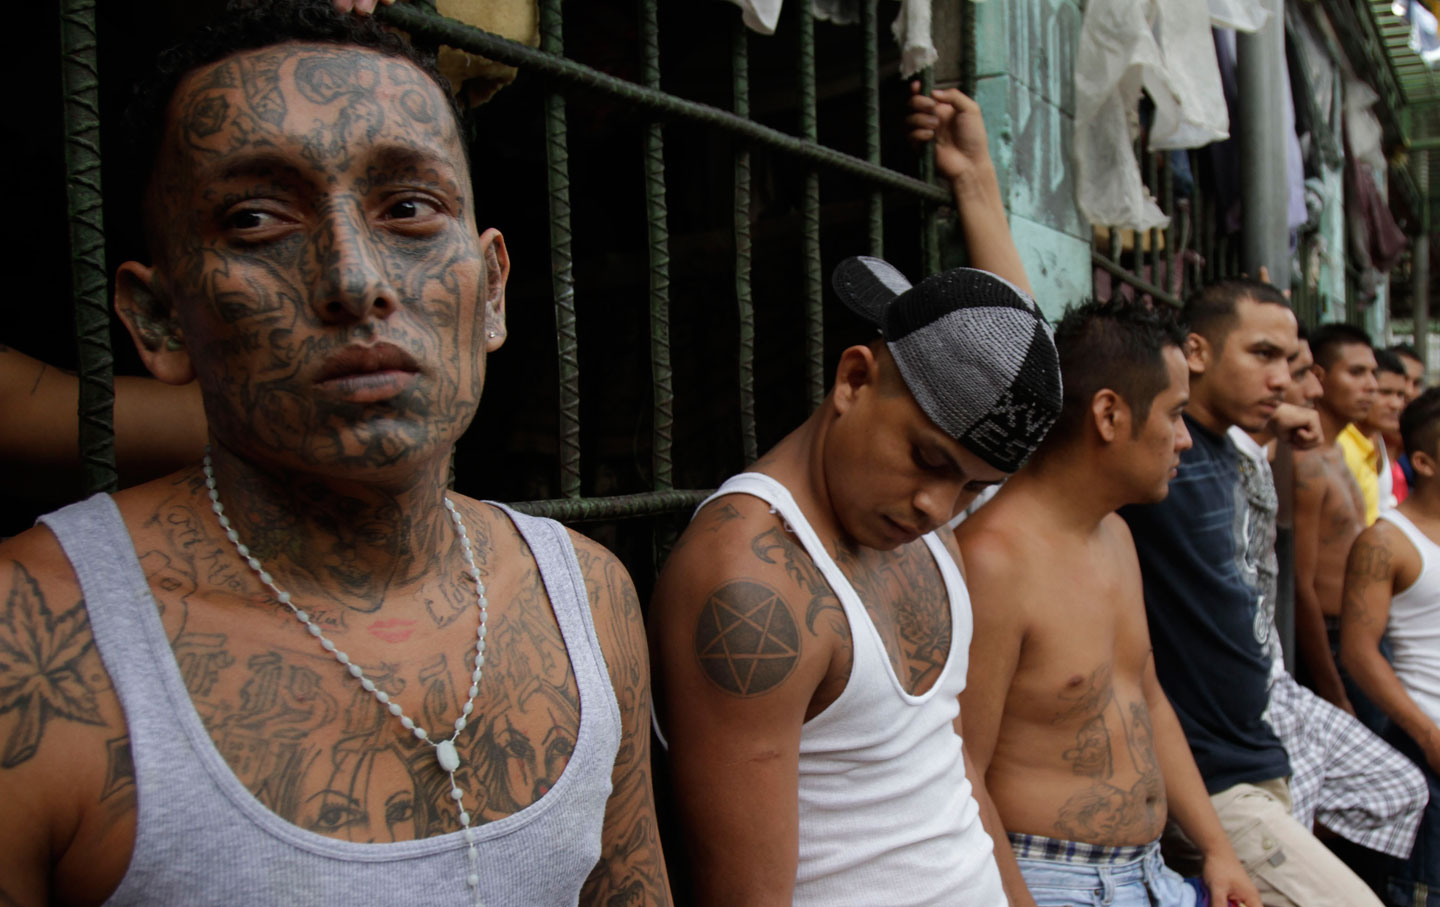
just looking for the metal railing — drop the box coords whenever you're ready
[61,1,959,548]
[1090,144,1240,310]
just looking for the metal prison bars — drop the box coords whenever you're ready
[1091,146,1242,310]
[61,0,956,522]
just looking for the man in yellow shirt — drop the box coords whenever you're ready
[1339,422,1380,525]
[1312,325,1381,525]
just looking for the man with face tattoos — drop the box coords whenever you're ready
[650,85,1063,907]
[0,3,669,905]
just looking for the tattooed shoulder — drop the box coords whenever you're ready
[0,553,110,772]
[693,579,802,697]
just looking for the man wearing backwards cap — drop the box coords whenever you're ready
[650,86,1060,907]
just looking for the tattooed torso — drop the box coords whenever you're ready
[0,477,665,905]
[1295,444,1367,617]
[970,514,1167,846]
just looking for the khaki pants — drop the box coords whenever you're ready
[1170,778,1383,907]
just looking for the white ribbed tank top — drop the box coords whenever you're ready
[698,473,1005,907]
[41,494,620,906]
[1376,508,1440,729]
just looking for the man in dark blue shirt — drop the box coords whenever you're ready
[1121,279,1383,906]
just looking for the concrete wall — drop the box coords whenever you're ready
[971,0,1090,321]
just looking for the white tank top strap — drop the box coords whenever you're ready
[701,472,965,704]
[1378,508,1440,573]
[700,473,862,634]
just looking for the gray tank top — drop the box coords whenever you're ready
[41,494,620,907]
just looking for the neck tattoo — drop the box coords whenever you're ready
[202,452,489,902]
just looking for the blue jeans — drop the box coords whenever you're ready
[1011,835,1202,907]
[1384,725,1440,907]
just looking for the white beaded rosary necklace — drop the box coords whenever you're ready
[202,452,489,903]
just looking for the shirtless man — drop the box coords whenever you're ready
[651,87,1061,906]
[1293,324,1377,714]
[1119,280,1386,906]
[0,3,668,903]
[1341,387,1440,905]
[957,299,1259,907]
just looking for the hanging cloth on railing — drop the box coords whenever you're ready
[1073,0,1177,231]
[1208,0,1269,32]
[1074,0,1264,231]
[725,0,936,78]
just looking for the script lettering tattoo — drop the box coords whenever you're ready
[831,541,950,694]
[0,565,103,768]
[1051,667,1165,842]
[694,580,801,696]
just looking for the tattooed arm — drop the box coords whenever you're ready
[0,345,206,500]
[906,84,1031,295]
[0,532,134,906]
[649,500,831,906]
[1339,524,1440,770]
[570,533,672,906]
[953,528,1035,907]
[1291,452,1353,712]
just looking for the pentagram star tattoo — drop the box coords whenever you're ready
[694,580,801,696]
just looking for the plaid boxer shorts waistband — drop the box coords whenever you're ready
[1007,832,1156,865]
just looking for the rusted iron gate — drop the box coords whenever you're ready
[1091,147,1241,310]
[60,0,970,537]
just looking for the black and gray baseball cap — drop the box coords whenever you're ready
[832,256,1062,473]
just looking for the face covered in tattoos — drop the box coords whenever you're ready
[117,42,507,476]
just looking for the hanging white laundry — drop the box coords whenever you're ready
[1149,0,1230,149]
[893,0,937,78]
[1074,0,1173,230]
[1208,0,1270,32]
[812,0,859,26]
[725,0,783,35]
[1346,79,1387,174]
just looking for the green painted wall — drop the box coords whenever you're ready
[972,0,1090,321]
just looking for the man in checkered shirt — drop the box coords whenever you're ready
[1228,328,1426,887]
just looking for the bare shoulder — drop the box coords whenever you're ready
[954,500,1035,583]
[1350,518,1414,571]
[1098,513,1139,565]
[565,527,646,654]
[1292,446,1330,495]
[653,494,794,608]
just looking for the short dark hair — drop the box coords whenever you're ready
[1375,348,1407,378]
[1045,298,1188,445]
[125,0,460,253]
[1389,343,1423,365]
[1180,278,1290,348]
[1309,323,1374,370]
[1401,387,1440,457]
